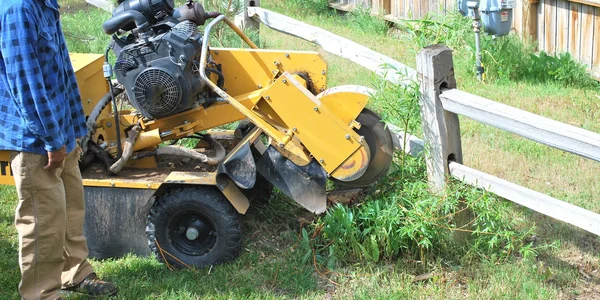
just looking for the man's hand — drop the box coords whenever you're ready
[44,146,67,170]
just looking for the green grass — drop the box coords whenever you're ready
[1,0,600,299]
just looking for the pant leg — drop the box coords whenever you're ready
[60,146,94,287]
[12,151,67,300]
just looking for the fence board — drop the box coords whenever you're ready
[569,2,582,58]
[421,0,429,18]
[449,162,600,236]
[410,0,418,19]
[539,0,546,49]
[581,4,595,66]
[524,0,538,42]
[594,7,600,74]
[515,0,523,34]
[557,0,570,53]
[247,7,417,86]
[440,88,600,162]
[545,0,557,55]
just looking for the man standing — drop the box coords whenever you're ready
[0,0,117,299]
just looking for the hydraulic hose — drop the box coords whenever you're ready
[104,45,123,159]
[102,10,150,35]
[132,135,226,165]
[81,87,123,154]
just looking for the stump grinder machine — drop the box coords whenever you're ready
[0,0,395,269]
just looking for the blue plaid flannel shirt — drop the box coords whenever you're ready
[0,0,86,155]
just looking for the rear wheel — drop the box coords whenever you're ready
[146,187,242,269]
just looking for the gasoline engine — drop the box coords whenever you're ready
[103,0,216,119]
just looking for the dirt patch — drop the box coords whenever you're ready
[560,283,600,300]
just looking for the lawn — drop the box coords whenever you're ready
[0,0,599,299]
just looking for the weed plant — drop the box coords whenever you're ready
[346,7,389,35]
[201,0,262,47]
[301,69,543,270]
[303,155,542,268]
[397,12,598,89]
[279,0,330,16]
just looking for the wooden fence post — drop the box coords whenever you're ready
[416,44,463,194]
[236,0,261,32]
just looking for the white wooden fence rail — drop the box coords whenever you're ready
[419,45,600,236]
[247,6,417,86]
[440,88,600,163]
[246,7,600,236]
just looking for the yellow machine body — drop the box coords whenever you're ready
[0,49,372,211]
[91,48,370,181]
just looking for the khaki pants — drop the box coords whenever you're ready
[11,147,94,300]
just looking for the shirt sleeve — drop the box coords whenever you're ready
[0,6,65,152]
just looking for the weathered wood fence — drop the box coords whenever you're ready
[329,0,539,39]
[329,0,600,78]
[246,6,600,236]
[538,0,600,76]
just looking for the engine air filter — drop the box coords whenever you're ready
[133,68,181,118]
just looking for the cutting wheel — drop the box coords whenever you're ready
[333,109,394,187]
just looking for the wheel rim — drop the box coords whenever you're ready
[333,109,394,187]
[167,211,216,256]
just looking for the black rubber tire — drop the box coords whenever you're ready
[146,187,242,269]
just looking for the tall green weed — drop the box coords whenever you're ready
[398,12,598,89]
[300,67,543,270]
[271,0,330,16]
[346,7,389,35]
[302,155,540,268]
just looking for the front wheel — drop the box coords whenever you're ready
[146,187,242,269]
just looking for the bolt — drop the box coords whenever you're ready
[320,88,325,92]
[274,61,280,66]
[214,51,219,55]
[319,159,324,163]
[87,99,92,103]
[345,134,350,140]
[292,127,297,132]
[265,96,270,100]
[186,228,200,240]
[183,120,189,124]
[106,121,112,128]
[313,107,318,111]
[285,53,290,58]
[282,79,287,83]
[279,143,285,148]
[321,70,326,75]
[257,84,262,88]
[110,182,115,187]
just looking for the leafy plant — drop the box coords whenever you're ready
[299,66,540,270]
[201,0,262,47]
[527,52,598,88]
[397,11,599,89]
[275,0,330,16]
[346,7,389,35]
[303,154,539,268]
